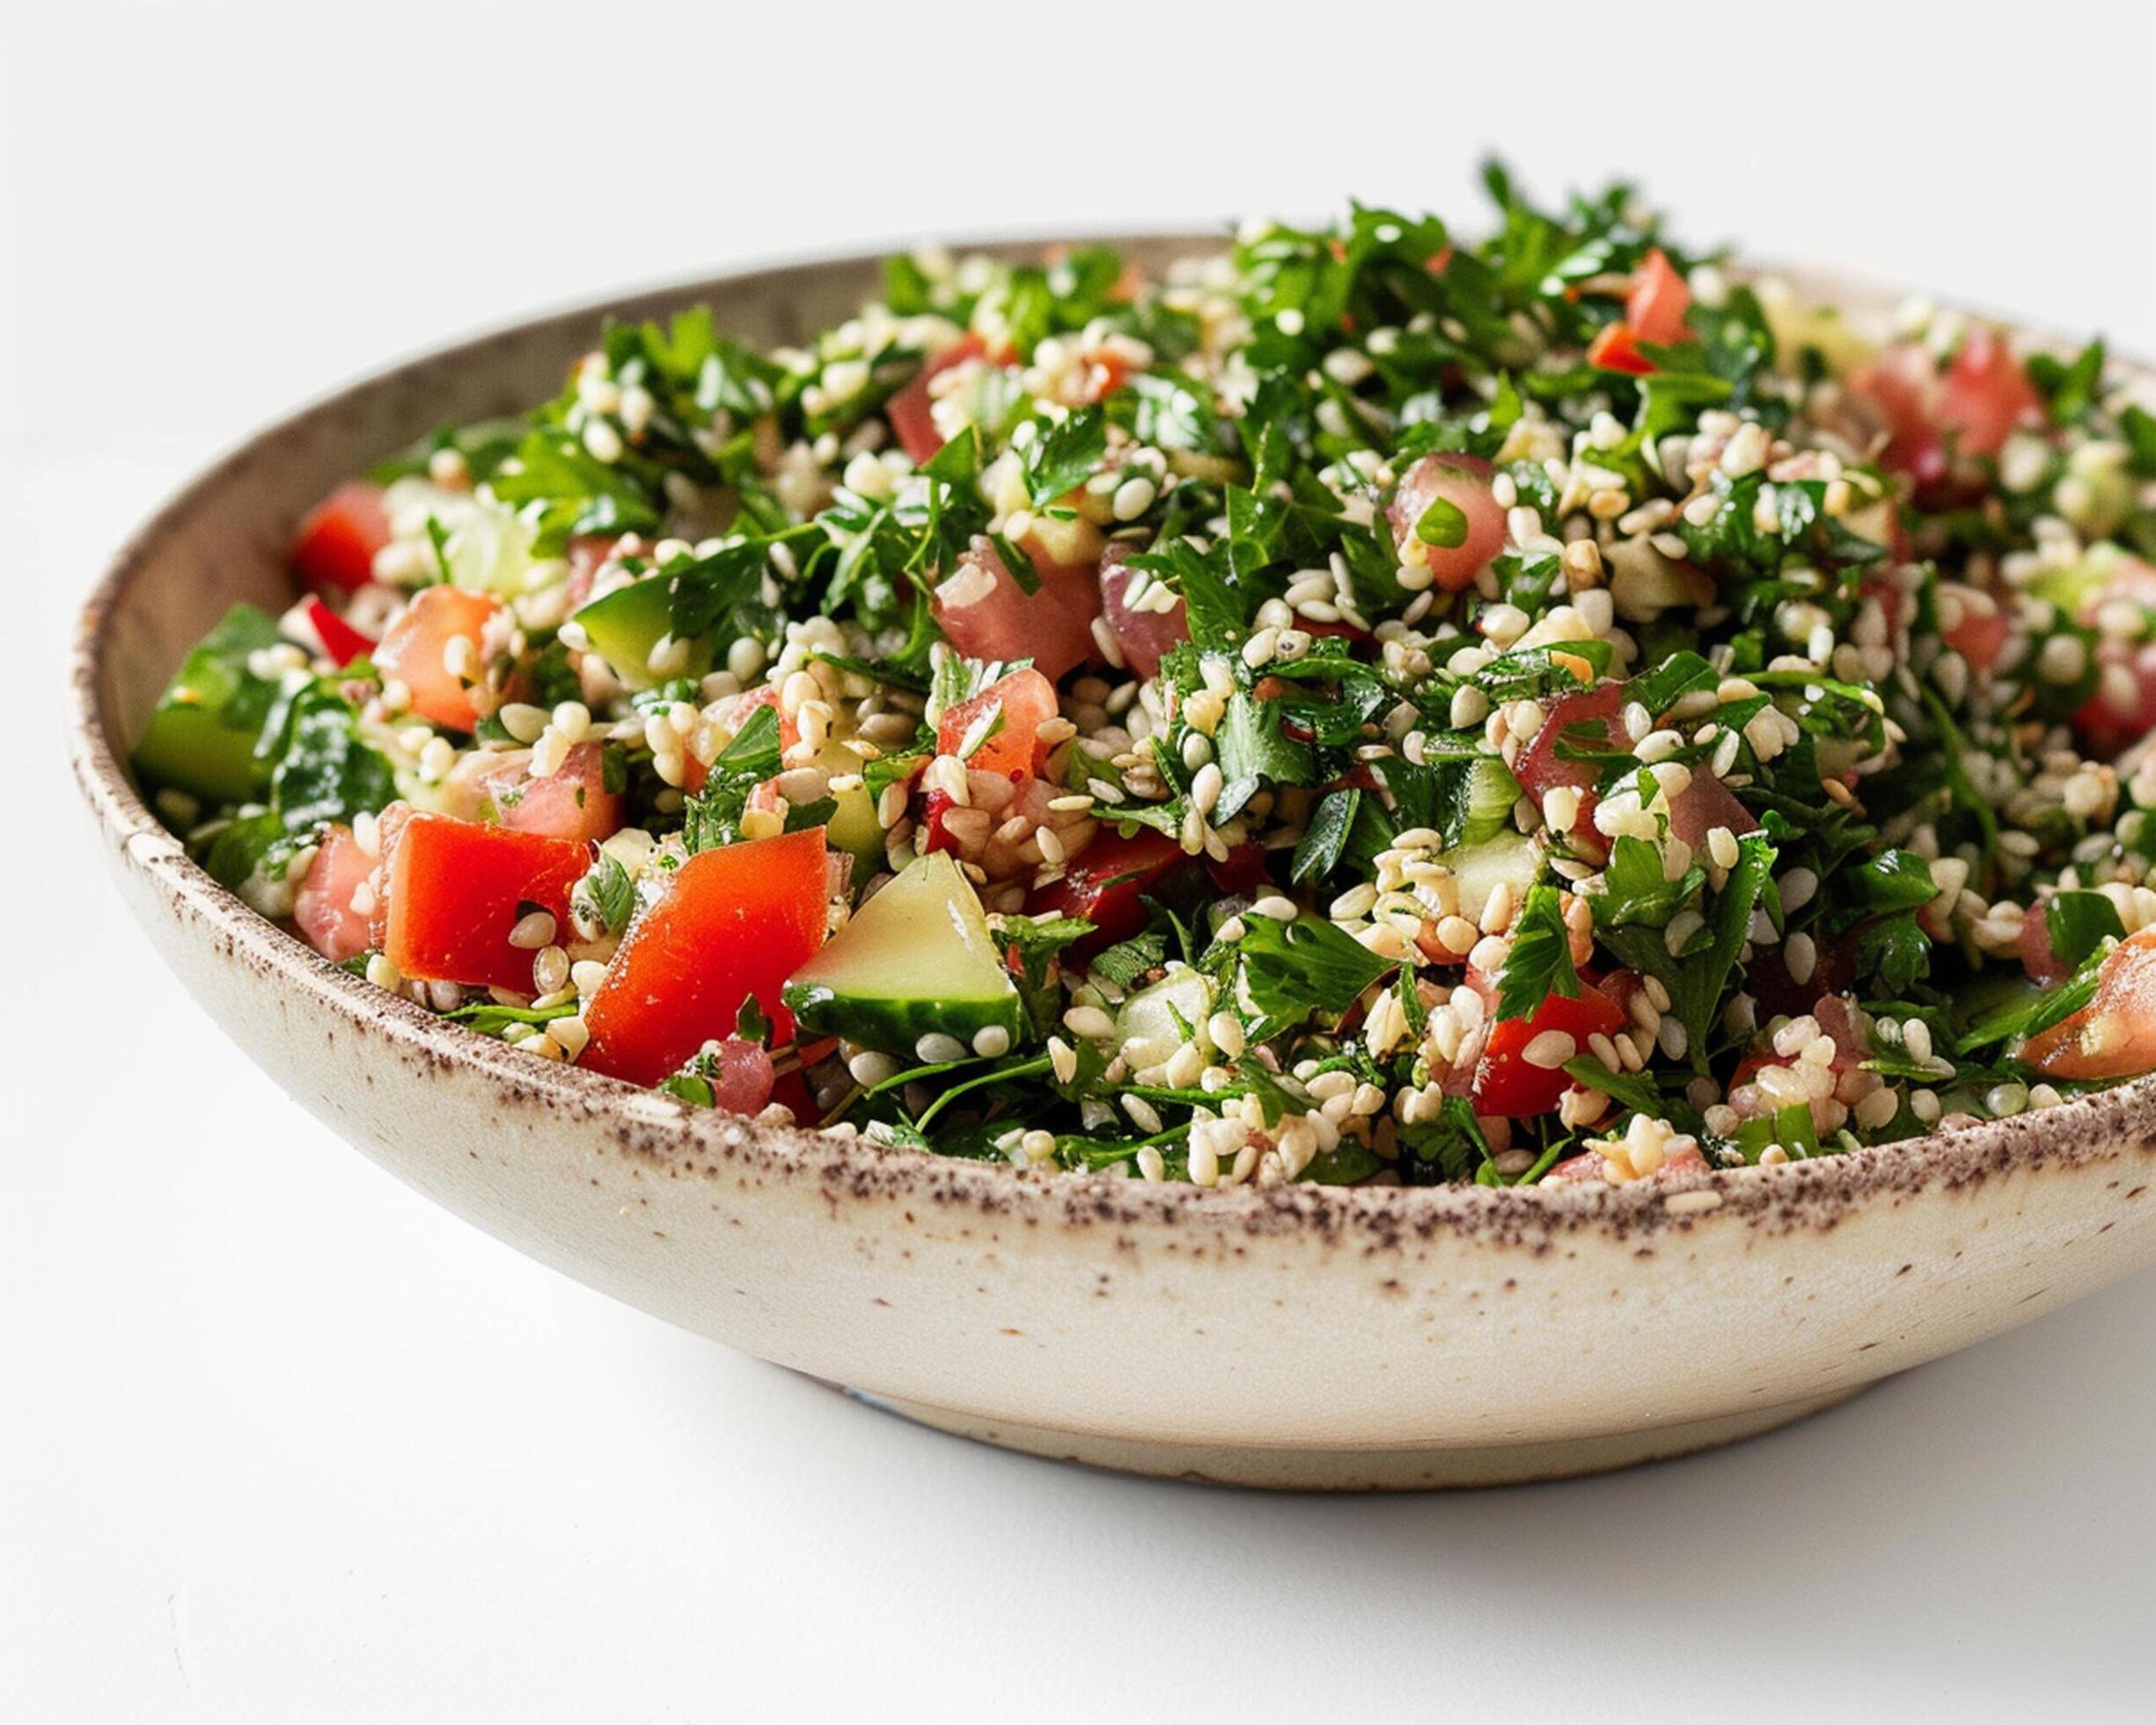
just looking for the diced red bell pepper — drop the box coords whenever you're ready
[581,826,830,1088]
[292,482,392,595]
[305,596,378,667]
[1472,982,1627,1118]
[1587,321,1655,377]
[378,812,590,993]
[374,585,501,732]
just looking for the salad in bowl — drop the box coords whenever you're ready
[132,166,2156,1198]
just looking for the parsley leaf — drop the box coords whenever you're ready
[1023,408,1108,506]
[1495,883,1580,1022]
[1236,914,1396,1031]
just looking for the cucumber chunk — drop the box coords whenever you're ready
[1113,967,1214,1072]
[783,852,1022,1054]
[811,738,885,870]
[1435,831,1542,924]
[132,603,285,804]
[572,579,714,689]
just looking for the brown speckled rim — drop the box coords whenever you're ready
[61,234,2156,1248]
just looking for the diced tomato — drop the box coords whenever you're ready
[377,812,589,994]
[2020,900,2072,987]
[477,741,625,845]
[936,666,1060,781]
[1667,770,1757,850]
[305,597,377,667]
[1747,939,1858,1022]
[1472,981,1628,1118]
[1853,328,2038,495]
[291,482,392,596]
[888,334,987,466]
[1625,248,1693,348]
[1544,1140,1711,1184]
[2074,640,2156,756]
[1587,322,1655,377]
[690,1039,779,1116]
[581,826,830,1089]
[1385,454,1507,592]
[932,535,1102,681]
[1938,326,2042,459]
[1514,683,1624,853]
[766,1060,817,1125]
[1024,827,1184,951]
[1205,840,1271,899]
[921,667,1061,856]
[293,823,378,964]
[565,535,619,609]
[1944,604,2012,676]
[1850,343,1948,490]
[1544,1151,1608,1183]
[375,585,501,732]
[2023,929,2156,1081]
[1098,543,1188,679]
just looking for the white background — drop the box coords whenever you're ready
[9,2,2156,1717]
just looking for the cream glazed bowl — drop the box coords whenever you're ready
[67,235,2156,1489]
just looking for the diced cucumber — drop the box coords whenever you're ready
[811,738,884,869]
[1114,967,1213,1072]
[1756,281,1878,379]
[1436,831,1542,923]
[1458,757,1523,848]
[783,852,1022,1054]
[2029,542,2126,618]
[573,578,714,689]
[131,603,285,804]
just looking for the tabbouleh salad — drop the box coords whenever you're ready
[135,167,2156,1190]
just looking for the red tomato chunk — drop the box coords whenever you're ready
[377,812,589,994]
[1473,983,1627,1118]
[1385,455,1507,592]
[931,536,1102,683]
[581,826,830,1088]
[1097,544,1188,680]
[291,482,391,595]
[1023,827,1184,951]
[888,334,987,466]
[477,742,625,845]
[375,586,501,733]
[294,823,378,964]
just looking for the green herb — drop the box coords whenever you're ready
[1495,884,1580,1023]
[1236,914,1396,1031]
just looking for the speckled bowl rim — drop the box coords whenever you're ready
[62,232,2156,1250]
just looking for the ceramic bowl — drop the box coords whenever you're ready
[66,235,2156,1488]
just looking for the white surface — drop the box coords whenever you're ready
[8,1,2156,1716]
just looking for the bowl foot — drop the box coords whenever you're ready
[832,1384,1873,1490]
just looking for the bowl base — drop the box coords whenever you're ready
[832,1384,1873,1490]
